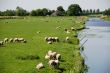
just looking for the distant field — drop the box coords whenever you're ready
[0,16,87,73]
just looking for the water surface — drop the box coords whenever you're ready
[79,18,110,73]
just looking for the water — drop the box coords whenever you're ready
[79,18,110,73]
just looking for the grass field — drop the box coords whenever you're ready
[0,16,87,73]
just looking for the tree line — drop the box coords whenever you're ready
[0,4,109,16]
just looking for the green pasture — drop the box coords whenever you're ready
[0,16,87,73]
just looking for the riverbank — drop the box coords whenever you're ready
[0,16,87,73]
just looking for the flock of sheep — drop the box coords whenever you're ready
[36,50,61,70]
[0,37,26,46]
[36,26,77,70]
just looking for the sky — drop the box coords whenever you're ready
[0,0,110,11]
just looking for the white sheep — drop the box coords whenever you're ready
[0,41,4,46]
[4,38,8,43]
[54,37,59,42]
[56,54,61,60]
[66,30,70,33]
[36,63,44,70]
[18,38,24,42]
[48,60,59,69]
[47,41,52,44]
[48,60,55,66]
[9,38,13,43]
[45,54,50,60]
[66,37,69,41]
[14,38,18,42]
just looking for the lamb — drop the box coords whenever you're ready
[36,63,44,70]
[4,38,8,43]
[0,41,4,46]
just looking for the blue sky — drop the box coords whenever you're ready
[0,0,110,11]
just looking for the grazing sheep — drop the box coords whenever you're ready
[54,37,59,42]
[45,54,50,60]
[56,54,61,60]
[47,41,52,44]
[0,41,4,46]
[36,63,44,70]
[37,31,40,34]
[48,37,52,41]
[66,30,70,33]
[9,38,13,43]
[54,60,59,68]
[48,60,55,66]
[18,38,24,42]
[23,40,27,43]
[4,38,8,43]
[51,52,57,58]
[44,37,48,42]
[48,60,59,69]
[13,38,18,42]
[71,27,75,31]
[48,50,53,55]
[66,37,69,41]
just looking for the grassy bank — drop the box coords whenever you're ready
[0,16,87,73]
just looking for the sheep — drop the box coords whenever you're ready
[54,37,59,42]
[45,54,50,60]
[48,60,55,66]
[48,50,53,55]
[4,38,8,43]
[48,37,52,41]
[44,37,48,42]
[65,37,69,41]
[36,63,44,70]
[71,27,75,31]
[18,38,24,42]
[54,60,59,69]
[0,41,4,46]
[48,60,59,69]
[13,38,18,42]
[66,30,70,33]
[23,40,27,43]
[9,38,13,43]
[47,41,52,44]
[56,54,61,60]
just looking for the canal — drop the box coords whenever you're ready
[79,18,110,73]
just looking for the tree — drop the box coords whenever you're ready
[103,8,110,15]
[36,9,43,16]
[42,8,48,16]
[16,6,27,16]
[30,10,36,16]
[67,4,82,16]
[90,9,92,14]
[56,6,65,16]
[93,9,96,14]
[3,10,16,16]
[96,9,100,14]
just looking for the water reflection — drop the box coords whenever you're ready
[79,18,110,73]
